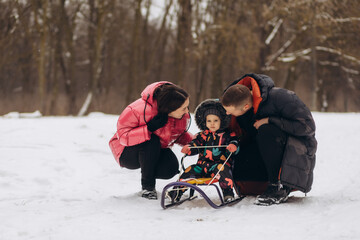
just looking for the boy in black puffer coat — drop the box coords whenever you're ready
[170,99,240,203]
[221,73,317,206]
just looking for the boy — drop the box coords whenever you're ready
[221,73,317,205]
[170,99,239,202]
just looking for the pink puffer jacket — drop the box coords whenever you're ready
[109,81,193,166]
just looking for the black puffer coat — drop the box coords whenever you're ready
[228,73,317,193]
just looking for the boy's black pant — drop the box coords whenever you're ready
[233,124,287,183]
[119,134,179,190]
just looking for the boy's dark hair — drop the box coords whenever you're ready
[153,83,189,114]
[221,84,252,107]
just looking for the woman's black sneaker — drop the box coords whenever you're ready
[141,189,158,200]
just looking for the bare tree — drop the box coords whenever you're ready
[31,0,49,113]
[174,0,192,85]
[150,0,174,83]
[125,0,143,104]
[265,0,360,111]
[52,0,82,115]
[79,0,114,115]
[1,0,360,115]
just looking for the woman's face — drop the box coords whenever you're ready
[168,98,190,119]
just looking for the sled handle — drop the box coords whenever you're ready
[188,145,228,149]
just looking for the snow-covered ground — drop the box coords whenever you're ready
[1,112,359,240]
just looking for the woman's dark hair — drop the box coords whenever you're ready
[153,83,189,114]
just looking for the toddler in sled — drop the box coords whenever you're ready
[170,99,240,202]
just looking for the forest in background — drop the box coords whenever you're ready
[1,0,359,115]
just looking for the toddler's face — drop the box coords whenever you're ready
[206,114,221,132]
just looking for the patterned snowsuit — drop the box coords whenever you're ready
[180,129,239,192]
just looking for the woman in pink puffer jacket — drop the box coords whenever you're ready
[109,81,193,200]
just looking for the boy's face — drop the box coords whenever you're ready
[206,114,221,132]
[223,103,250,117]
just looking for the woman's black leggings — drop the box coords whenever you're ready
[119,134,179,190]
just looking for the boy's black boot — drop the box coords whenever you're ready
[222,188,235,202]
[255,181,290,206]
[167,187,183,202]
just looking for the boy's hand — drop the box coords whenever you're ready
[253,117,269,129]
[181,145,191,155]
[226,144,237,153]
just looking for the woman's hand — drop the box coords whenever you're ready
[147,113,168,132]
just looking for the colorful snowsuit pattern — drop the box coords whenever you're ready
[180,129,239,191]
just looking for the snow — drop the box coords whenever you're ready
[1,112,360,240]
[315,46,360,65]
[265,18,283,45]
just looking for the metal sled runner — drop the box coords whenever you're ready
[160,179,245,209]
[160,150,245,209]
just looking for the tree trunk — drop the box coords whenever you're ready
[174,0,192,85]
[146,0,173,83]
[283,66,297,91]
[310,2,318,111]
[126,0,142,104]
[33,0,48,113]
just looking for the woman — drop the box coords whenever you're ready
[109,81,193,200]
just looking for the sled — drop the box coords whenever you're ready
[160,179,245,209]
[160,153,245,209]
